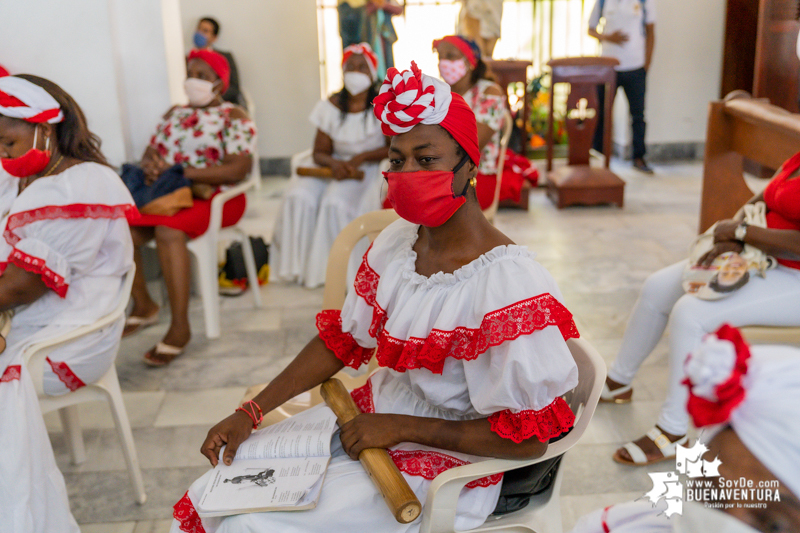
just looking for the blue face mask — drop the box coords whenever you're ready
[193,31,208,49]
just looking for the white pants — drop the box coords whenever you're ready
[609,260,800,435]
[270,156,383,289]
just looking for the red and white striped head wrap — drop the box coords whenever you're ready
[373,61,480,165]
[0,76,63,124]
[342,42,379,81]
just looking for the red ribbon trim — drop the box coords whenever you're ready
[173,491,206,533]
[8,248,68,298]
[5,203,135,246]
[1,365,21,383]
[351,254,580,375]
[46,357,86,392]
[487,398,575,443]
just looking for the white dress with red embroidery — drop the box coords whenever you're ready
[270,98,387,289]
[170,219,578,533]
[0,162,135,533]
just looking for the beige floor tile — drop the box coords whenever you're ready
[80,523,136,533]
[153,387,247,427]
[43,391,165,431]
[133,519,173,533]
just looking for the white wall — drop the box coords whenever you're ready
[613,0,726,147]
[1,0,128,164]
[1,0,182,166]
[179,0,322,158]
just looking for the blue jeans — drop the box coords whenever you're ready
[593,67,647,160]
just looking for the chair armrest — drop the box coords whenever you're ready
[208,174,255,233]
[292,148,314,173]
[22,265,135,396]
[420,421,585,533]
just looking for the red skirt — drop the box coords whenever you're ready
[129,192,246,239]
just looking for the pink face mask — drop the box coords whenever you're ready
[1,126,52,178]
[383,154,472,227]
[438,59,468,85]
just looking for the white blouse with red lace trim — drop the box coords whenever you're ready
[317,218,579,483]
[0,162,136,327]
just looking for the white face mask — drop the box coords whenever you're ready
[438,59,468,85]
[184,77,218,107]
[343,71,373,95]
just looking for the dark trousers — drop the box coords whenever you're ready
[593,67,647,160]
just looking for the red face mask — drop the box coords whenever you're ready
[1,127,52,178]
[384,154,472,227]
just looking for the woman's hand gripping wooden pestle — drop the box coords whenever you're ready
[320,378,422,524]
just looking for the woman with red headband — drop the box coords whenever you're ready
[171,63,578,533]
[271,42,389,289]
[125,49,257,366]
[433,35,520,210]
[0,75,136,532]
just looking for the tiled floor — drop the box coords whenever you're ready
[57,159,705,531]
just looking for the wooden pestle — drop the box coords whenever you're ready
[320,378,422,524]
[296,166,364,180]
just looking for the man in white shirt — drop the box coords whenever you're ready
[588,0,656,174]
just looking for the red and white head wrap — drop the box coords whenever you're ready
[0,76,63,124]
[372,61,480,166]
[342,42,379,81]
[187,49,230,93]
[0,65,9,78]
[684,324,800,498]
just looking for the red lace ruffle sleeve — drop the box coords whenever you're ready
[316,309,375,369]
[488,397,575,443]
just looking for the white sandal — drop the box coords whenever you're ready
[600,381,633,404]
[614,427,688,466]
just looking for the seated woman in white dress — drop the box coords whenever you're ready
[271,42,390,288]
[0,75,136,533]
[170,63,579,533]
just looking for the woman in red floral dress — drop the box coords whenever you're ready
[126,50,256,365]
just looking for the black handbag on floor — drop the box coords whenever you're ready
[219,237,269,295]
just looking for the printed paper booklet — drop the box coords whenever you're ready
[196,405,338,517]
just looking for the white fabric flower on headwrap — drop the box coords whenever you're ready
[684,324,800,499]
[0,76,64,124]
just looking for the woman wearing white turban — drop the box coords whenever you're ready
[570,325,800,533]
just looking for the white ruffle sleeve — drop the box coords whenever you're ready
[308,99,337,137]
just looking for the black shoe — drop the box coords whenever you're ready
[633,158,654,174]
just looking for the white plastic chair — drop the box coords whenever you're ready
[23,266,147,504]
[420,336,606,533]
[482,108,514,224]
[740,326,800,346]
[186,167,263,340]
[241,88,262,191]
[242,209,399,423]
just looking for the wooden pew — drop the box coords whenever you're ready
[699,93,800,232]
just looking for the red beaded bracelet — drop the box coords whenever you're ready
[235,400,263,430]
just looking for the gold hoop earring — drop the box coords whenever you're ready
[469,177,477,188]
